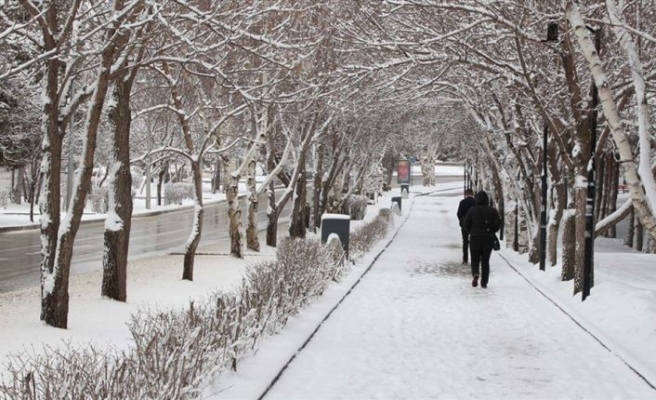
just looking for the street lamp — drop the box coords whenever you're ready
[539,22,559,272]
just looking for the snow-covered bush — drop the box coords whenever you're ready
[0,209,392,399]
[0,188,9,209]
[164,182,195,205]
[342,194,368,220]
[349,208,393,257]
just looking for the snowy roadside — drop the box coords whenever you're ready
[0,183,449,375]
[0,181,233,231]
[202,183,461,399]
[203,183,656,398]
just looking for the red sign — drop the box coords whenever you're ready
[397,160,410,184]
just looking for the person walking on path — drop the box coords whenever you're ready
[464,190,501,288]
[456,189,475,265]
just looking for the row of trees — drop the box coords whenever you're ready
[0,0,425,328]
[1,0,655,327]
[355,0,656,295]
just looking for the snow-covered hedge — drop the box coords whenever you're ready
[88,186,137,214]
[164,182,195,205]
[349,208,393,257]
[0,209,393,399]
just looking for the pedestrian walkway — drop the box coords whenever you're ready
[263,190,655,399]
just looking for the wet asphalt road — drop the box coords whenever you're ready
[0,192,291,293]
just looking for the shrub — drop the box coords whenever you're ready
[164,183,195,205]
[0,206,392,400]
[349,208,393,257]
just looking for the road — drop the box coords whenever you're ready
[0,191,291,293]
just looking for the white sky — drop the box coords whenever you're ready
[1,167,655,399]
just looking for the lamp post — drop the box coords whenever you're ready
[583,27,601,301]
[539,22,559,272]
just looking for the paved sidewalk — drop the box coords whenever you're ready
[264,191,654,399]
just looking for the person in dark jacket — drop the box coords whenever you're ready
[456,189,476,264]
[464,190,501,288]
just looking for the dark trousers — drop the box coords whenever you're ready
[461,228,469,262]
[470,235,493,286]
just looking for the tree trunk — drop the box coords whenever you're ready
[102,78,134,301]
[40,53,65,327]
[289,168,308,238]
[561,208,576,281]
[607,156,619,238]
[246,159,260,251]
[157,163,165,206]
[634,218,643,251]
[265,181,278,247]
[527,229,540,264]
[573,183,587,294]
[548,181,566,267]
[13,165,24,205]
[226,158,243,258]
[29,165,40,223]
[182,161,204,280]
[311,144,324,232]
[212,158,221,194]
[624,208,634,247]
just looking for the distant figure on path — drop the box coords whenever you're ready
[464,190,501,289]
[456,188,475,265]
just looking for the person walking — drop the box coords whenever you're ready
[456,189,476,264]
[463,190,501,289]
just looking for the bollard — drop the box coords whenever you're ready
[391,201,401,216]
[401,183,409,199]
[391,196,402,212]
[321,213,350,255]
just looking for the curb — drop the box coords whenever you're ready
[0,195,244,234]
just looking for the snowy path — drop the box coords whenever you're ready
[264,190,655,399]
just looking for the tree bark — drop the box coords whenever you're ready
[568,1,656,244]
[226,158,243,258]
[183,161,204,280]
[266,190,280,248]
[561,207,576,281]
[311,143,324,232]
[102,78,134,301]
[246,159,260,251]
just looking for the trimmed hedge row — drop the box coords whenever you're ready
[0,208,394,400]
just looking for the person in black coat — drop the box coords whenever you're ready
[456,189,476,264]
[464,190,501,288]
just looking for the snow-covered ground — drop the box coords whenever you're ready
[1,165,655,398]
[203,186,656,399]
